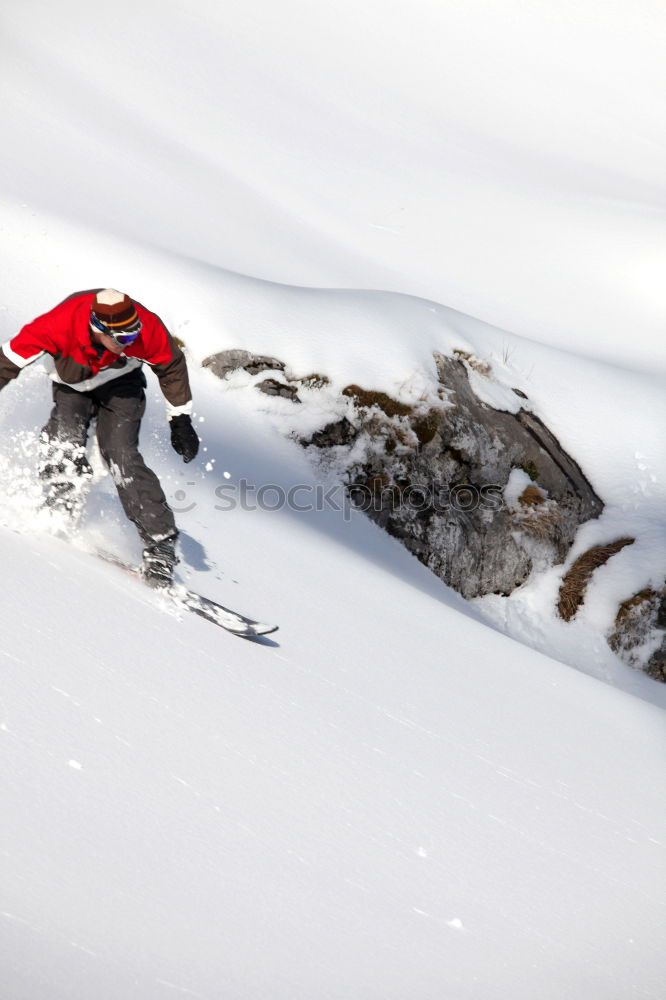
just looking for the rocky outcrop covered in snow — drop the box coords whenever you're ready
[202,346,665,680]
[203,347,603,602]
[301,351,604,598]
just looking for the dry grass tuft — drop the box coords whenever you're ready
[453,348,491,376]
[513,498,564,541]
[342,384,413,418]
[557,538,635,621]
[412,409,440,447]
[614,587,657,625]
[518,485,545,507]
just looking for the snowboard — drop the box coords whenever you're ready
[95,549,279,639]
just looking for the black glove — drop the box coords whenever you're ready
[170,414,199,463]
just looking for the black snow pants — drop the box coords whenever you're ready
[40,368,177,545]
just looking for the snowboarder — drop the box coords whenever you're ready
[0,288,200,587]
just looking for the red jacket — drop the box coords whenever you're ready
[0,290,192,416]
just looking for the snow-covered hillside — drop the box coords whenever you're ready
[1,365,664,999]
[2,203,664,698]
[1,2,665,998]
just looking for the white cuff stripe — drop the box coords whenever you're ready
[50,357,143,392]
[166,400,193,419]
[2,340,44,368]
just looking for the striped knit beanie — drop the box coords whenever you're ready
[91,289,141,332]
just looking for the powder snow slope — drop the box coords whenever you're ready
[0,371,664,999]
[1,0,665,370]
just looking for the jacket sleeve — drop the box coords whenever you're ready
[0,347,22,392]
[0,311,59,392]
[150,334,193,418]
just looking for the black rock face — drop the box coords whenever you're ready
[302,353,603,599]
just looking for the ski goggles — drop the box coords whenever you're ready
[90,311,142,346]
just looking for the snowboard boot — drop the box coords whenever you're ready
[142,533,179,589]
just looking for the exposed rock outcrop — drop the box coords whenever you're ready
[203,345,665,680]
[257,378,301,402]
[202,350,286,379]
[202,350,305,402]
[304,353,603,599]
[204,347,605,599]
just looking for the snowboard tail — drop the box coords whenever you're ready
[95,549,278,638]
